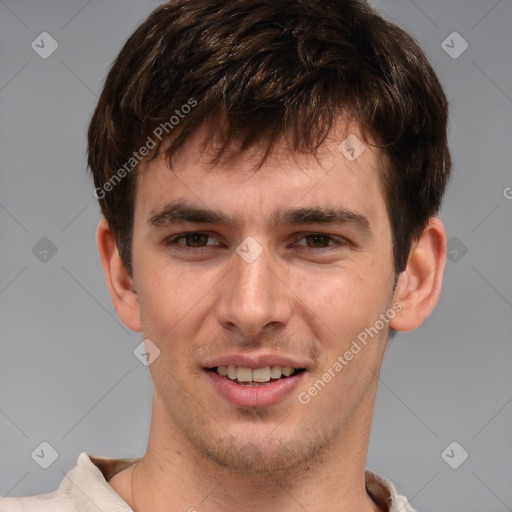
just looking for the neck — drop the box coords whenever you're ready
[112,389,382,512]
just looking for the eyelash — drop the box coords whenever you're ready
[164,232,347,252]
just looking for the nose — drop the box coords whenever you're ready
[215,241,293,339]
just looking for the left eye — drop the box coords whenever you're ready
[295,234,340,249]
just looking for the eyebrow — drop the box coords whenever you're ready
[148,200,371,235]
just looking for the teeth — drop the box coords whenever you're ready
[270,365,282,379]
[227,365,237,379]
[252,367,271,382]
[236,367,252,382]
[282,366,294,377]
[215,365,297,381]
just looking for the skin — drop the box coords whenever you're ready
[97,120,447,512]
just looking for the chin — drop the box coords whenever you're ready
[186,419,333,476]
[199,439,306,474]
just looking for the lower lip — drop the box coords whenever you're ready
[205,370,305,407]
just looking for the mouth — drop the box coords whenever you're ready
[206,365,306,386]
[204,363,307,407]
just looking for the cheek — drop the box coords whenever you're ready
[139,267,194,332]
[136,257,223,348]
[290,262,388,343]
[294,266,390,410]
[136,268,201,386]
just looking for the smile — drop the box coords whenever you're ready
[205,365,306,407]
[211,365,304,384]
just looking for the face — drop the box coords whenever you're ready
[130,122,398,474]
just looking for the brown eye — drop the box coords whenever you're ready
[303,234,333,248]
[295,234,341,249]
[165,232,217,250]
[182,233,210,247]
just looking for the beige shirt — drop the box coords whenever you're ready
[0,452,417,511]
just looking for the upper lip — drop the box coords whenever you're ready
[204,353,309,370]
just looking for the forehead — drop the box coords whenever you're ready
[134,120,388,232]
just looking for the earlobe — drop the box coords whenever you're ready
[389,217,447,332]
[96,218,142,332]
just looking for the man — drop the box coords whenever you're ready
[0,0,450,510]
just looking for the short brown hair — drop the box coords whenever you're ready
[88,0,451,276]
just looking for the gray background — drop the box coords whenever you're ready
[0,0,511,510]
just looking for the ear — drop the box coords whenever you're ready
[96,218,141,332]
[389,216,447,332]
